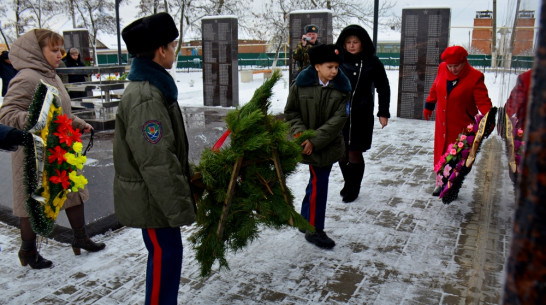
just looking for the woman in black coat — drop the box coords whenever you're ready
[335,24,390,202]
[63,48,87,98]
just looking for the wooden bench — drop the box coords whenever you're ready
[241,69,274,83]
[252,69,272,74]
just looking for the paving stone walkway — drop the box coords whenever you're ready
[0,117,515,304]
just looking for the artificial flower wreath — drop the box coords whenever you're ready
[503,113,525,183]
[23,81,88,236]
[434,107,497,204]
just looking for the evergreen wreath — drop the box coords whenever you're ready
[190,70,314,277]
[23,81,88,236]
[434,107,497,204]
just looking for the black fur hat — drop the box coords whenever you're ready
[308,44,342,65]
[122,12,179,55]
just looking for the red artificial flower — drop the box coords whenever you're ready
[54,114,73,136]
[48,146,67,164]
[54,114,72,129]
[49,169,71,189]
[69,127,82,144]
[54,129,74,146]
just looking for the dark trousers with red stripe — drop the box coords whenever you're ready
[301,164,332,231]
[142,227,183,305]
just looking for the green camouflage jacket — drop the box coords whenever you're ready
[292,41,321,73]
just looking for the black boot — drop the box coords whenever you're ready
[343,162,365,203]
[72,227,106,255]
[18,240,53,269]
[305,230,336,249]
[339,161,350,197]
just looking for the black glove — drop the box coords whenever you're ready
[190,172,206,196]
[6,128,27,146]
[1,127,27,151]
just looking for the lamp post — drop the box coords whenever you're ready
[373,0,379,52]
[115,0,122,65]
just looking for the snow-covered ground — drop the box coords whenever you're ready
[0,67,520,304]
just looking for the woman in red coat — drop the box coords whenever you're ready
[423,46,492,196]
[505,69,532,128]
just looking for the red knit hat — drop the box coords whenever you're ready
[441,46,468,64]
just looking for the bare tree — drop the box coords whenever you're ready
[9,0,35,38]
[73,0,117,64]
[248,0,398,68]
[247,0,302,68]
[134,0,250,65]
[308,0,397,33]
[2,0,63,41]
[386,14,401,32]
[25,0,63,29]
[136,0,168,17]
[0,7,10,49]
[169,0,195,57]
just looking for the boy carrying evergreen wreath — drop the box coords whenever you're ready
[284,44,351,249]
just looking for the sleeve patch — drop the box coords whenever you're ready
[142,120,163,144]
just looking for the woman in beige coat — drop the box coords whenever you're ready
[0,29,105,269]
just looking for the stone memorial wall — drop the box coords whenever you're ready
[202,16,239,107]
[397,8,451,120]
[289,10,333,83]
[63,29,92,63]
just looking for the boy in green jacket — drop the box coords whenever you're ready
[115,12,196,305]
[284,44,351,249]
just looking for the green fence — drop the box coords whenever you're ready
[96,52,534,70]
[97,53,130,65]
[467,54,534,70]
[377,53,400,68]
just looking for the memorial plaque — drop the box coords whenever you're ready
[63,29,92,63]
[397,8,450,119]
[289,10,333,83]
[202,17,239,107]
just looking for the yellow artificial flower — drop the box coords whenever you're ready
[44,204,54,219]
[42,191,67,220]
[72,142,83,153]
[64,152,87,170]
[69,171,88,192]
[43,202,61,220]
[40,173,50,203]
[65,152,77,165]
[52,191,68,207]
[75,155,87,170]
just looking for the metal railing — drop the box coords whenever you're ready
[95,52,534,72]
